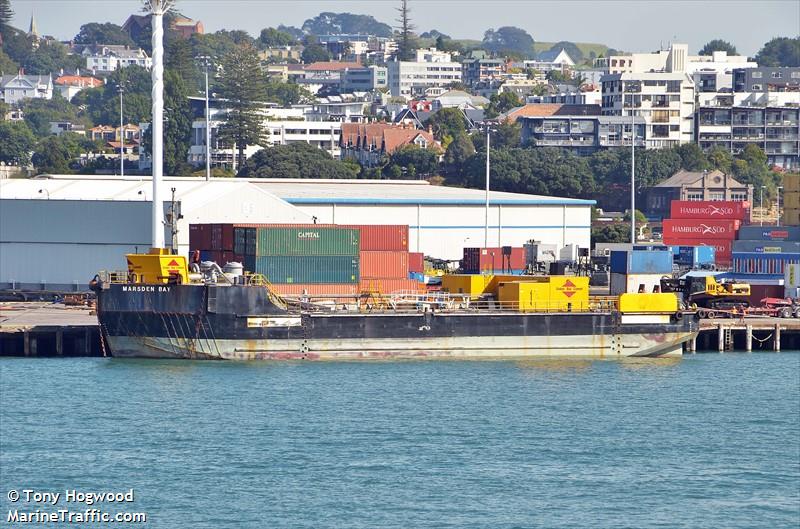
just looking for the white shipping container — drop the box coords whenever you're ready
[610,273,667,295]
[785,263,800,289]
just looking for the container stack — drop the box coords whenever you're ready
[662,200,750,266]
[731,226,800,278]
[191,223,420,296]
[408,253,425,282]
[609,249,673,295]
[461,247,526,274]
[784,174,799,227]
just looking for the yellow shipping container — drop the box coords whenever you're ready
[126,250,189,284]
[619,293,679,313]
[784,208,800,227]
[497,280,551,311]
[548,276,590,311]
[441,274,492,298]
[498,276,589,312]
[784,173,799,193]
[784,191,800,210]
[485,274,547,296]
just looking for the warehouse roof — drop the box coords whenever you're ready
[1,175,595,206]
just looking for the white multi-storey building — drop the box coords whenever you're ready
[387,48,462,98]
[598,43,756,76]
[187,100,342,169]
[82,45,152,72]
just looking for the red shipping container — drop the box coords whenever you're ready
[341,225,408,251]
[359,278,422,293]
[409,252,424,273]
[189,224,212,251]
[360,251,409,279]
[662,238,733,260]
[662,219,740,240]
[670,200,750,221]
[462,247,526,272]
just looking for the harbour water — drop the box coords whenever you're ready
[1,353,798,528]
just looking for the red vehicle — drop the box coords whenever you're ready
[758,298,800,319]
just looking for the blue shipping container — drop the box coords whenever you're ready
[610,250,673,274]
[675,246,715,266]
[732,252,800,275]
[737,226,800,241]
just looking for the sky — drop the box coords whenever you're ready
[9,0,800,56]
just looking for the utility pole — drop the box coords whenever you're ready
[118,81,124,178]
[630,107,636,244]
[485,128,490,249]
[198,55,212,181]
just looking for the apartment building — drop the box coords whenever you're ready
[82,45,152,72]
[598,44,756,75]
[461,51,505,86]
[520,110,646,155]
[340,66,388,92]
[187,99,342,169]
[387,48,462,98]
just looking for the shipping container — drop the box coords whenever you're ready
[254,255,359,284]
[524,242,558,265]
[732,240,800,253]
[359,278,422,293]
[662,238,732,261]
[270,283,360,297]
[618,293,679,313]
[785,209,800,227]
[670,200,750,220]
[462,247,526,272]
[497,276,589,312]
[673,246,716,267]
[610,250,673,274]
[785,192,800,210]
[359,251,409,279]
[190,224,212,251]
[409,252,424,273]
[736,226,800,241]
[442,274,493,298]
[256,227,359,256]
[234,227,257,255]
[786,173,800,193]
[609,273,666,296]
[662,219,740,240]
[339,225,408,251]
[732,252,800,276]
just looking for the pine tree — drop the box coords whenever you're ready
[0,0,14,34]
[395,0,417,61]
[216,43,269,171]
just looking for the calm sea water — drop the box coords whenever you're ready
[1,354,799,529]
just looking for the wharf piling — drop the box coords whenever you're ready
[696,319,800,353]
[1,303,102,357]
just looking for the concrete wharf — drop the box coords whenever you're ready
[1,302,799,357]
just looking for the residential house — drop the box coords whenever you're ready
[0,73,53,105]
[432,90,489,110]
[54,74,103,101]
[49,121,86,136]
[297,61,363,94]
[259,46,304,64]
[121,14,149,44]
[82,45,152,72]
[170,15,204,38]
[339,122,440,167]
[645,169,753,218]
[523,48,576,73]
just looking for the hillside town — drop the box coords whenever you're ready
[0,1,798,227]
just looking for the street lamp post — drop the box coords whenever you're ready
[197,55,212,181]
[485,128,490,249]
[777,186,783,227]
[630,106,636,244]
[760,186,765,226]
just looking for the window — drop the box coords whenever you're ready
[751,84,762,90]
[687,192,704,201]
[752,71,763,78]
[709,192,725,201]
[731,192,748,201]
[792,72,800,79]
[771,71,782,78]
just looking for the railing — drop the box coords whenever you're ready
[97,270,130,283]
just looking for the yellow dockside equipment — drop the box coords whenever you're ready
[498,276,590,312]
[618,293,679,313]
[440,274,494,299]
[126,248,189,284]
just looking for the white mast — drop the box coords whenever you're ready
[146,0,172,249]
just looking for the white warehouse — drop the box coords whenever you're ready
[0,175,593,291]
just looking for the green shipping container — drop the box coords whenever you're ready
[256,227,359,256]
[254,255,360,284]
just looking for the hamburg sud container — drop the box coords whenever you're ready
[736,226,800,242]
[462,247,526,273]
[670,200,750,220]
[359,251,409,279]
[662,219,740,240]
[254,255,359,284]
[609,250,673,275]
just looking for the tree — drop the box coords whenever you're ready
[545,41,583,63]
[395,0,417,61]
[0,0,12,34]
[674,143,710,171]
[258,27,296,48]
[386,145,439,178]
[31,133,84,173]
[301,44,331,64]
[444,132,475,179]
[424,108,467,141]
[21,93,80,136]
[485,91,522,118]
[166,37,200,90]
[0,48,18,73]
[265,81,312,106]
[1,31,33,66]
[698,39,737,56]
[301,12,393,37]
[482,27,535,58]
[0,120,36,165]
[237,142,359,179]
[24,41,83,75]
[73,65,152,126]
[492,120,521,149]
[74,22,134,46]
[754,37,800,67]
[592,224,630,244]
[216,43,269,169]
